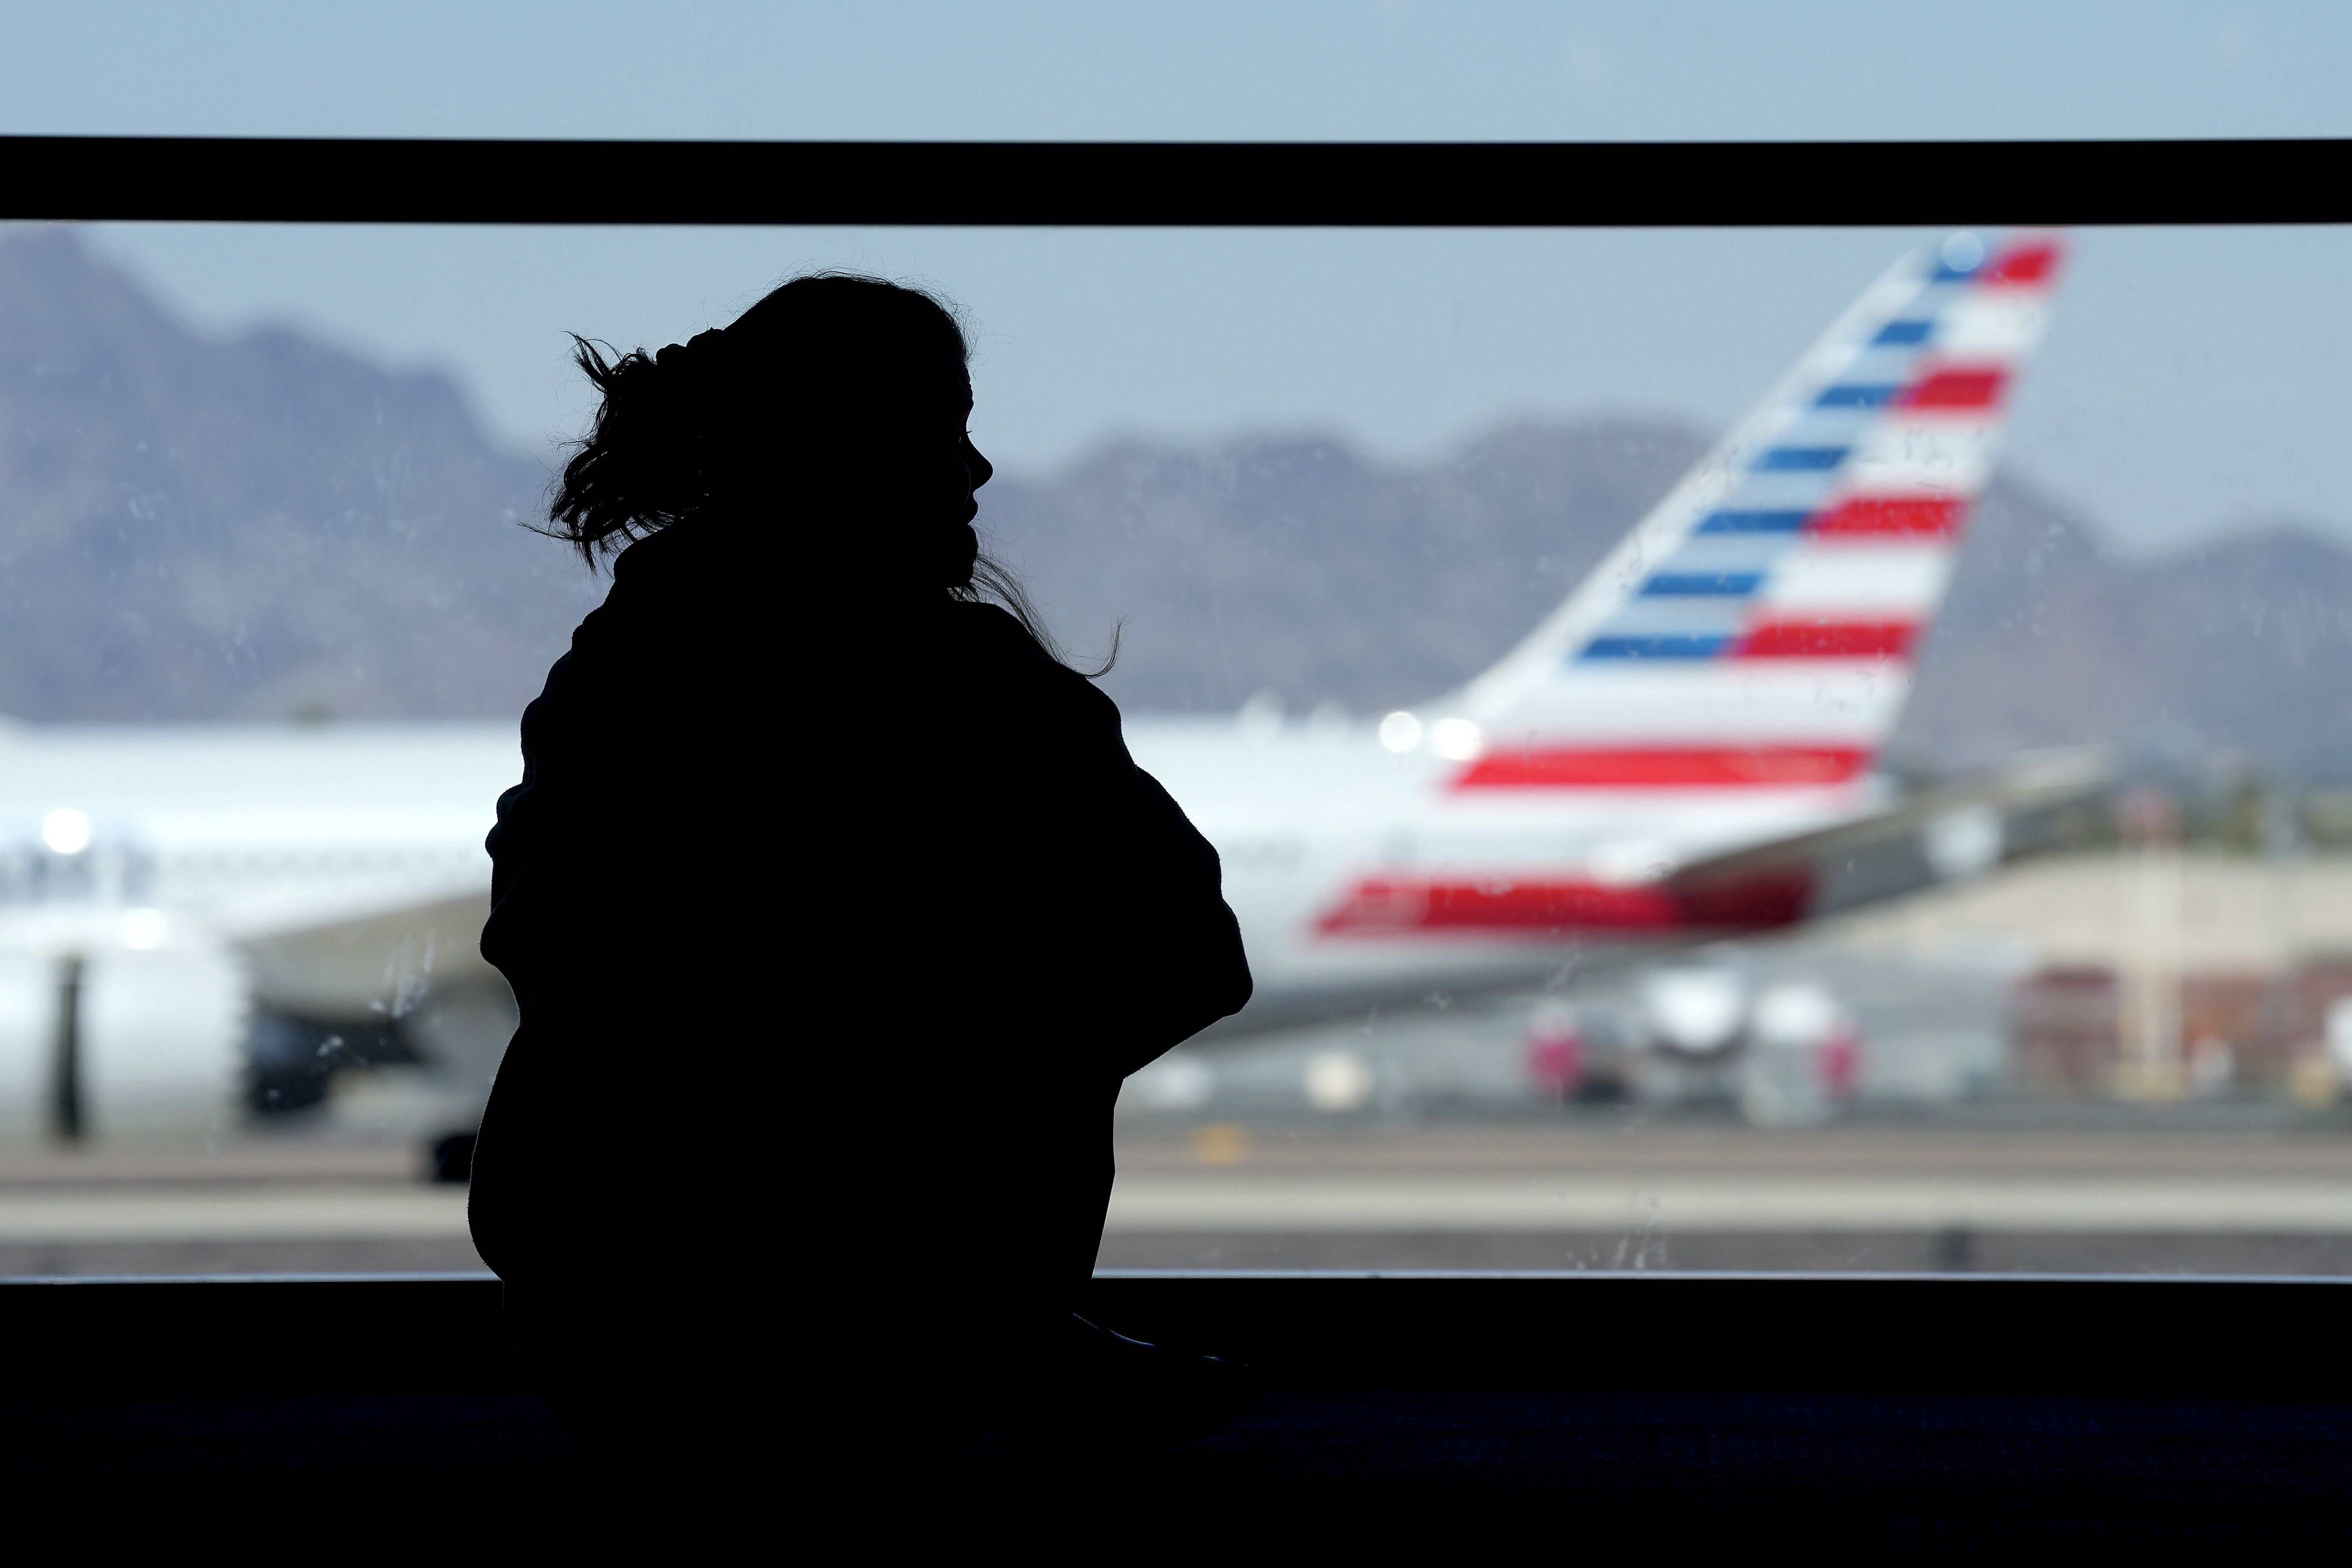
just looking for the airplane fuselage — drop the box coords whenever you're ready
[1129,716,1871,1026]
[0,716,1865,1026]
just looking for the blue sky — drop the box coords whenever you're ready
[1,2,2337,144]
[4,2,2351,553]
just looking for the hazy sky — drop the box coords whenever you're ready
[5,3,2352,555]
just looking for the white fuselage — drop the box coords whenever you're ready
[0,716,1870,1027]
[1129,715,1871,1024]
[0,723,511,958]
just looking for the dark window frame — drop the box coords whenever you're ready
[6,136,2349,1393]
[7,1271,2352,1399]
[5,136,2348,225]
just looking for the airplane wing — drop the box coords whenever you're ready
[1663,748,2109,922]
[236,886,496,1021]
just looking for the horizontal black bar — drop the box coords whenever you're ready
[1093,1272,2352,1399]
[8,1271,2348,1399]
[4,136,2347,226]
[2,1275,510,1396]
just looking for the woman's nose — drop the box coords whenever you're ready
[964,437,994,491]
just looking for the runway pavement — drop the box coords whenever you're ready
[0,1187,470,1242]
[1,1113,2348,1274]
[1096,1113,2352,1273]
[1102,1174,2352,1233]
[0,1141,486,1275]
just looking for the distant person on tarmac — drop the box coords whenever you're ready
[467,273,1255,1465]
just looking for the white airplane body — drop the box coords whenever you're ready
[1131,718,1873,1022]
[0,233,2066,1137]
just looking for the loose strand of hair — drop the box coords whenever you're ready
[964,551,1120,679]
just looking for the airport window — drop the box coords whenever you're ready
[1,154,2349,1279]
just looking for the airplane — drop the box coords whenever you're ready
[0,230,2078,1148]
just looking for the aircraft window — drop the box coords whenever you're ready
[1,170,2348,1277]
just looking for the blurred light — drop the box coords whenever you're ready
[1127,1051,1215,1111]
[1304,1049,1376,1111]
[41,808,90,855]
[1752,981,1841,1048]
[1430,717,1484,761]
[1642,965,1747,1053]
[120,908,170,950]
[1236,689,1284,737]
[1187,1122,1252,1165]
[2327,997,2352,1076]
[1940,231,1985,271]
[1378,711,1422,752]
[1924,805,2003,880]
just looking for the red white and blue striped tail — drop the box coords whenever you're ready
[1431,231,2064,794]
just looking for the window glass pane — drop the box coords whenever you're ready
[2,221,2348,1277]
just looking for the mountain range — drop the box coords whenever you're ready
[6,225,2352,783]
[0,227,594,725]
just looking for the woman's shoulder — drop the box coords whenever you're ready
[573,521,790,655]
[950,601,1101,678]
[950,600,1058,658]
[940,601,1121,722]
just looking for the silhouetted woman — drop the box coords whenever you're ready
[468,275,1252,1460]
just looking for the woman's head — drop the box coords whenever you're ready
[548,273,992,588]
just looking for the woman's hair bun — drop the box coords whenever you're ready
[546,274,969,566]
[540,271,1100,672]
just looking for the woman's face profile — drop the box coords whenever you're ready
[794,363,989,534]
[946,373,993,525]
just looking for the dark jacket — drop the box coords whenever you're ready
[467,518,1251,1305]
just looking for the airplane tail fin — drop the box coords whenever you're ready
[1414,232,2065,794]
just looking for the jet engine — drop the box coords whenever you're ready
[0,941,244,1147]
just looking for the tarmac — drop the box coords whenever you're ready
[1101,1113,2352,1274]
[1,1111,2349,1275]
